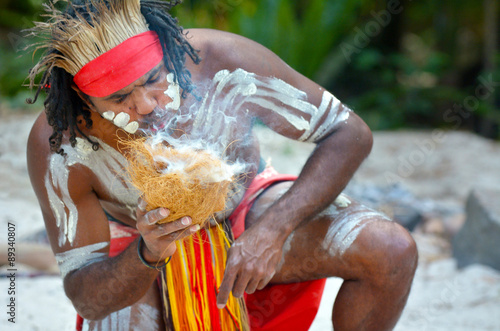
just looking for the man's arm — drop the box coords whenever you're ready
[198,30,373,306]
[218,114,372,306]
[26,114,195,320]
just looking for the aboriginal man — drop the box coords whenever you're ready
[26,0,417,330]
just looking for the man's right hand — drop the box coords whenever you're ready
[135,197,200,264]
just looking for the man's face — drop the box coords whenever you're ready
[85,63,180,134]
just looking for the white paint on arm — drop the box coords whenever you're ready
[45,137,139,246]
[81,306,132,331]
[299,90,350,142]
[191,69,350,149]
[131,303,160,330]
[55,242,109,279]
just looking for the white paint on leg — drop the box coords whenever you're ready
[322,205,390,257]
[334,194,351,208]
[276,231,295,272]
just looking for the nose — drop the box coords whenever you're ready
[133,88,169,115]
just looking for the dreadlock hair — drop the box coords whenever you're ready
[27,0,201,155]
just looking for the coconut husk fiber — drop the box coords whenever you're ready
[123,138,235,225]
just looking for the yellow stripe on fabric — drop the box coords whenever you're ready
[164,225,249,330]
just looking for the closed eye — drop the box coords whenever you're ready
[113,93,129,103]
[145,71,161,85]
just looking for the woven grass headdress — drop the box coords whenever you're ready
[27,0,166,87]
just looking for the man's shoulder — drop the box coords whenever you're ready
[27,112,52,161]
[186,28,254,56]
[27,112,87,180]
[185,28,282,77]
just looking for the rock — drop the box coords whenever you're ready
[382,201,424,231]
[452,189,500,271]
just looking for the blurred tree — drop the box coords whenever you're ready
[1,0,498,138]
[0,0,43,109]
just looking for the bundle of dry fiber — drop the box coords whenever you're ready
[124,138,234,225]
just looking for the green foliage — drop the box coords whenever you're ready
[0,40,41,109]
[0,0,498,137]
[0,0,44,110]
[335,47,467,129]
[174,0,370,77]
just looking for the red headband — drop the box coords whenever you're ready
[73,31,163,98]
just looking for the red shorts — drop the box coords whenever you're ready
[77,167,325,331]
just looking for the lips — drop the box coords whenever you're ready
[139,108,172,134]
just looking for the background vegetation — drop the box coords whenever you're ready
[0,0,498,138]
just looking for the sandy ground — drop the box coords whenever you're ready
[1,112,499,330]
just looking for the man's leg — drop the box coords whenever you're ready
[246,182,418,331]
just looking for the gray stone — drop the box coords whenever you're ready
[453,188,500,271]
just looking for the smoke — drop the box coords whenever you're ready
[134,67,349,183]
[136,70,258,180]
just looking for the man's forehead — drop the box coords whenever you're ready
[103,63,166,99]
[74,30,164,98]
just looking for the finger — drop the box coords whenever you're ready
[231,272,252,298]
[137,197,147,212]
[159,223,200,241]
[217,268,238,309]
[256,272,275,291]
[136,198,148,220]
[245,278,261,295]
[143,207,170,226]
[154,217,194,235]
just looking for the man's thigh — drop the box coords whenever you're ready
[245,181,408,284]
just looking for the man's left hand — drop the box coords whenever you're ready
[216,226,284,308]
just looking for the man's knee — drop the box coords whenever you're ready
[356,220,418,288]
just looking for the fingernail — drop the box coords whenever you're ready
[160,208,169,217]
[217,304,225,309]
[181,217,191,225]
[191,224,200,232]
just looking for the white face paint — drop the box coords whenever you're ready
[101,111,140,134]
[164,73,181,111]
[55,242,108,278]
[322,204,391,257]
[45,137,140,246]
[102,111,115,121]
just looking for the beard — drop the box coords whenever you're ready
[138,106,176,134]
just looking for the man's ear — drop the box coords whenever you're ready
[71,84,95,111]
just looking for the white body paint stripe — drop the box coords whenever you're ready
[322,206,391,257]
[192,69,349,148]
[55,242,109,278]
[81,306,132,331]
[46,137,139,246]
